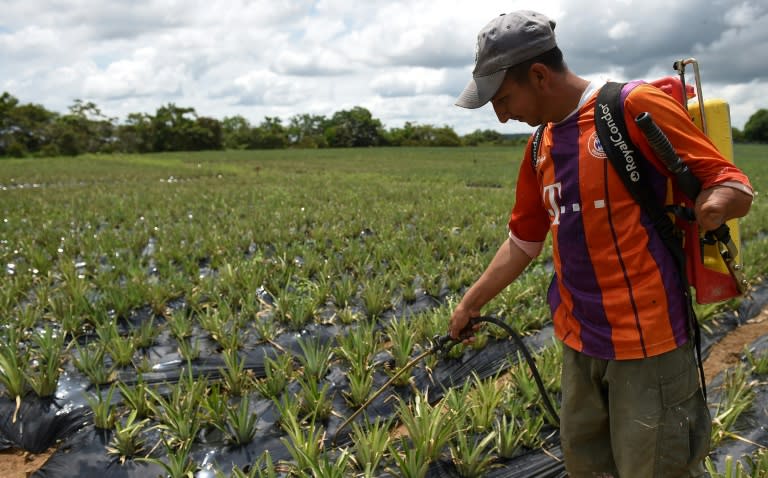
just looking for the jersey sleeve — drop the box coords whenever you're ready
[507,138,550,258]
[622,84,753,194]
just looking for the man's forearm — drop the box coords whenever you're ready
[459,237,534,312]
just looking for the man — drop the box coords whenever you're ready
[449,10,753,478]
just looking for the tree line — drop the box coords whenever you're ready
[0,92,519,158]
[1,91,766,159]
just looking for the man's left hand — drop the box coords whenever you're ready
[694,185,752,232]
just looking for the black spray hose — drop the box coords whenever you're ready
[635,112,701,200]
[468,316,560,427]
[432,316,561,426]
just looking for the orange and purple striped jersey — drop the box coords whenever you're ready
[509,81,752,360]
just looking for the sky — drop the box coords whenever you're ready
[1,0,766,136]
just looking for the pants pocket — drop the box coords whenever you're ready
[655,364,710,478]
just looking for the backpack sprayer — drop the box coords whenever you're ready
[635,108,745,301]
[661,58,747,303]
[332,316,559,446]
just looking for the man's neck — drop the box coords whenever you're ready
[548,73,591,123]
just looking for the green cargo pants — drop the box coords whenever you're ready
[560,341,711,478]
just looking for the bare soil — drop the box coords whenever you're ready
[0,447,56,478]
[2,305,767,478]
[703,304,768,382]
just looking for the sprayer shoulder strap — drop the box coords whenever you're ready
[594,82,679,242]
[594,81,689,289]
[530,124,545,172]
[594,81,705,400]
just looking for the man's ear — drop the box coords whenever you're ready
[528,63,549,91]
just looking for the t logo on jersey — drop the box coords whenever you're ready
[543,182,563,225]
[588,131,607,159]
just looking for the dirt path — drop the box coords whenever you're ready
[0,447,56,478]
[703,305,768,382]
[2,305,767,477]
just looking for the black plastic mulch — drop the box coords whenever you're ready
[0,282,764,476]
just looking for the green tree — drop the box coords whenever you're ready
[0,92,22,156]
[287,113,328,148]
[191,116,223,151]
[325,107,383,147]
[743,109,768,143]
[731,127,744,143]
[252,117,287,149]
[221,115,254,150]
[0,93,58,157]
[461,129,504,146]
[118,113,154,153]
[431,125,461,146]
[72,100,118,153]
[149,104,222,152]
[385,122,460,146]
[52,116,83,156]
[51,100,117,155]
[151,103,197,151]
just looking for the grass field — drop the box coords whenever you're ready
[1,144,767,477]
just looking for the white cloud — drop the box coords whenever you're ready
[707,79,768,132]
[336,2,476,69]
[272,48,355,76]
[0,0,765,135]
[82,48,184,99]
[608,21,632,40]
[227,70,304,106]
[370,68,448,97]
[724,1,760,27]
[0,26,62,60]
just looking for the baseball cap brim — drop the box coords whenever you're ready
[455,69,507,109]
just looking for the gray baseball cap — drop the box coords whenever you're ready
[455,10,557,109]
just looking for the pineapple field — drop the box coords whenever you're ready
[1,145,767,477]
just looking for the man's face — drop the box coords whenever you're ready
[490,73,542,127]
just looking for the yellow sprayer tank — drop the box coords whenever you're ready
[686,99,745,303]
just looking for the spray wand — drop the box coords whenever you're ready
[332,315,559,445]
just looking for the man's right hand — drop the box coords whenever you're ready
[449,303,482,344]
